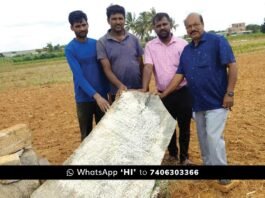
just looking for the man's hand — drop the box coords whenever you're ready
[116,84,127,100]
[223,95,234,111]
[93,93,110,112]
[158,92,166,98]
[138,88,148,93]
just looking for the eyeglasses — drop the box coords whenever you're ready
[185,23,201,30]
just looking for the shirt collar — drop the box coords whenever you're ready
[106,29,129,41]
[153,34,178,45]
[190,31,207,47]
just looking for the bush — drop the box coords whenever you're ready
[11,52,65,63]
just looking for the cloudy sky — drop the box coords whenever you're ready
[0,0,264,52]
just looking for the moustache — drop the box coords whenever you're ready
[191,31,198,34]
[159,30,168,34]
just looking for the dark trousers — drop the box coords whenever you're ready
[161,86,192,162]
[76,102,104,141]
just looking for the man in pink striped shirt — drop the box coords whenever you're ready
[142,13,192,165]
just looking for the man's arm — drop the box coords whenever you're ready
[138,56,144,80]
[65,49,109,112]
[93,93,110,112]
[223,62,238,109]
[142,64,153,92]
[160,74,184,98]
[100,58,127,92]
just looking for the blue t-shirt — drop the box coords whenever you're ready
[65,38,109,102]
[177,32,235,112]
[97,31,143,94]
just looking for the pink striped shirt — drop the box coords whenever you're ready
[144,36,188,91]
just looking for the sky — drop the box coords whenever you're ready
[0,0,264,53]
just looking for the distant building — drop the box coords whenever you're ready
[227,23,247,35]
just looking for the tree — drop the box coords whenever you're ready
[45,43,54,52]
[246,24,260,33]
[125,12,137,34]
[261,18,265,33]
[125,8,178,45]
[134,10,154,42]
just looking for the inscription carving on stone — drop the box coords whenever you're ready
[31,91,176,198]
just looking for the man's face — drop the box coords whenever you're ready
[108,13,125,33]
[154,17,171,40]
[71,18,88,39]
[185,14,204,41]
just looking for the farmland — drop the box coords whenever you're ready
[1,34,265,197]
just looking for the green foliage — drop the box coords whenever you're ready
[11,52,65,63]
[44,43,64,52]
[246,24,260,33]
[7,43,66,63]
[125,8,178,45]
[261,21,265,33]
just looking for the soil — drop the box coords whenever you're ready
[0,50,264,197]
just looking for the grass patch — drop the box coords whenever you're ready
[0,60,72,91]
[0,57,66,72]
[1,33,264,91]
[228,33,265,54]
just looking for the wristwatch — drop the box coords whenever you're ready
[227,91,234,97]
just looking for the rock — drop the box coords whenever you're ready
[0,151,21,166]
[0,180,40,198]
[31,91,176,198]
[20,149,39,165]
[0,124,31,157]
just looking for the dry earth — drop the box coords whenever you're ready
[0,50,265,197]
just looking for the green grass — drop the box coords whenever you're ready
[0,59,72,91]
[228,33,265,54]
[0,57,66,72]
[0,33,264,91]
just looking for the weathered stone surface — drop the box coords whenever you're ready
[0,124,31,157]
[0,150,21,184]
[20,149,39,165]
[0,180,40,198]
[0,152,21,166]
[38,158,50,165]
[31,91,176,198]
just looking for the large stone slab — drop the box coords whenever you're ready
[31,91,176,198]
[0,152,21,166]
[0,180,40,198]
[0,124,31,157]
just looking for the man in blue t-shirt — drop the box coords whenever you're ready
[159,13,238,185]
[65,10,110,141]
[97,5,144,102]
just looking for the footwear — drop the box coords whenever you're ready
[211,180,240,192]
[219,179,231,185]
[162,154,178,165]
[179,159,194,166]
[166,155,178,161]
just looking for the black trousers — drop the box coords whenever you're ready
[76,102,104,141]
[161,86,192,162]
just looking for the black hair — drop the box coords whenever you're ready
[199,14,204,25]
[106,4,125,19]
[152,12,172,26]
[68,10,87,26]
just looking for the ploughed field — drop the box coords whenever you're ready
[1,40,265,197]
